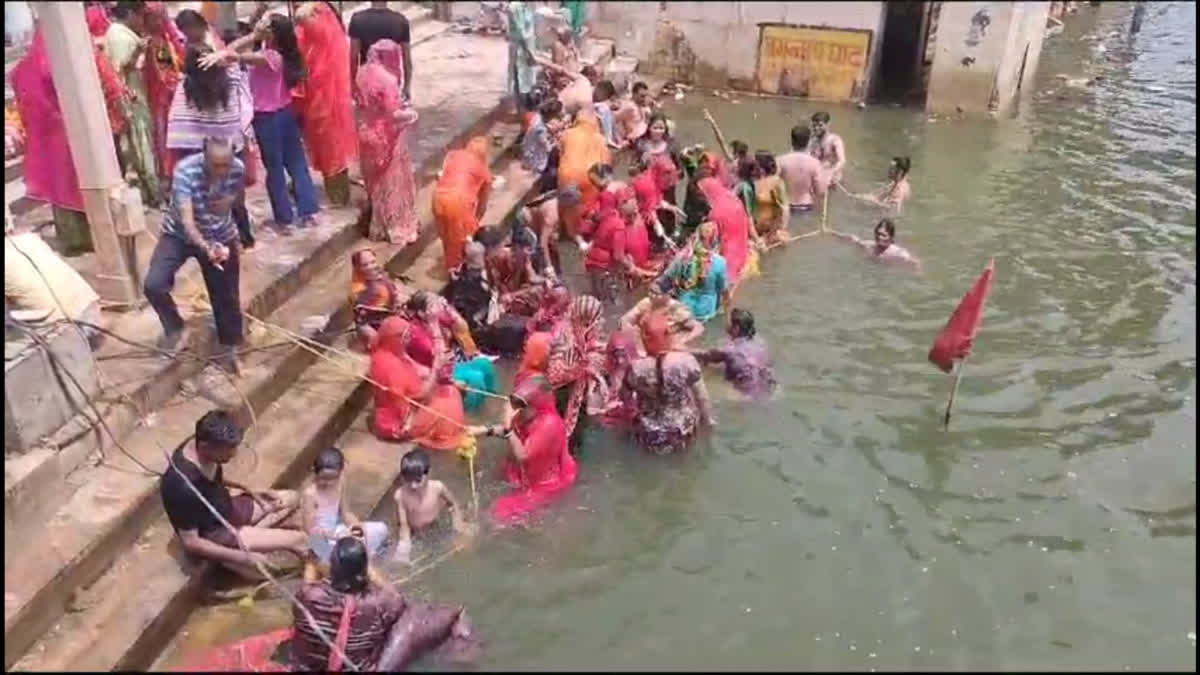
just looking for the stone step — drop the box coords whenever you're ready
[9,147,540,673]
[2,25,506,586]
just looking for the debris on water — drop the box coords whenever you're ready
[856,101,867,110]
[674,91,685,101]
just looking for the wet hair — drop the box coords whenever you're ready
[400,448,431,481]
[875,218,896,238]
[632,81,649,95]
[175,9,208,33]
[730,308,756,339]
[811,111,831,124]
[538,98,564,121]
[194,410,243,448]
[267,14,307,89]
[580,64,599,82]
[790,125,812,150]
[754,151,777,176]
[512,226,537,251]
[736,157,760,182]
[404,290,429,314]
[112,1,146,21]
[588,163,614,181]
[313,446,346,475]
[730,140,749,159]
[891,156,912,178]
[593,79,617,102]
[183,46,232,111]
[473,225,507,250]
[329,536,369,594]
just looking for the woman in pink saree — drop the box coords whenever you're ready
[697,176,753,283]
[356,39,420,245]
[293,1,358,206]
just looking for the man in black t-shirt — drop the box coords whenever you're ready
[160,409,306,578]
[349,1,413,100]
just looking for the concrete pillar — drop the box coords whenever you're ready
[37,2,140,308]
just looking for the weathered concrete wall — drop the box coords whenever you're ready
[926,2,1050,115]
[587,1,886,100]
[4,324,99,455]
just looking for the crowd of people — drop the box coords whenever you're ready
[12,1,928,670]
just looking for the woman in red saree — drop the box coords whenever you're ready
[478,375,577,524]
[293,1,358,205]
[632,154,683,247]
[547,295,606,451]
[433,137,492,272]
[697,176,755,283]
[514,331,553,389]
[370,317,467,451]
[356,39,420,245]
[143,2,185,187]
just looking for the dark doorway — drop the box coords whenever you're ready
[875,1,929,104]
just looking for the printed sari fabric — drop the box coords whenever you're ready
[143,2,185,186]
[106,20,163,205]
[294,2,358,180]
[547,296,606,439]
[356,39,420,245]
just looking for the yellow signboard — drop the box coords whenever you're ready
[756,24,873,102]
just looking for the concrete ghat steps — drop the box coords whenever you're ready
[8,137,538,673]
[1,16,473,579]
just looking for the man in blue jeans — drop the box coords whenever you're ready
[144,137,246,373]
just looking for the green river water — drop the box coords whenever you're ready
[161,3,1195,670]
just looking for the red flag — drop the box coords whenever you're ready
[929,260,994,373]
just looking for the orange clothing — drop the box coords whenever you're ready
[433,137,491,271]
[556,111,610,238]
[370,317,466,450]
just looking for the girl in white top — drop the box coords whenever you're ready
[301,447,389,563]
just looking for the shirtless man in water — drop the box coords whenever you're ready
[776,124,825,215]
[807,111,847,187]
[832,218,921,271]
[393,448,473,562]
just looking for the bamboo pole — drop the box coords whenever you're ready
[942,355,969,431]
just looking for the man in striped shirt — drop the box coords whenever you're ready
[143,137,246,372]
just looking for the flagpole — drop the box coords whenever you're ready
[943,354,969,430]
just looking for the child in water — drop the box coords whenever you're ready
[301,447,390,563]
[392,448,475,563]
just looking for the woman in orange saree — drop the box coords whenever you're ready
[370,317,467,451]
[292,1,358,205]
[142,2,185,188]
[556,109,610,239]
[356,39,420,245]
[433,137,492,272]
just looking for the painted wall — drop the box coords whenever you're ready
[926,2,1051,115]
[587,1,887,101]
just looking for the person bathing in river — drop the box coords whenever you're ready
[392,448,474,563]
[657,221,730,323]
[468,374,579,523]
[633,112,685,236]
[844,156,911,214]
[293,536,479,671]
[369,316,467,451]
[752,151,790,245]
[808,111,847,188]
[578,187,654,304]
[621,287,704,350]
[832,218,922,271]
[486,226,546,316]
[303,447,389,564]
[697,176,758,282]
[695,308,777,398]
[623,313,715,455]
[547,296,608,454]
[556,108,610,238]
[777,124,826,217]
[351,248,410,350]
[632,154,687,251]
[521,184,580,277]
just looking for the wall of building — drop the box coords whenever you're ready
[587,1,887,102]
[926,2,1051,115]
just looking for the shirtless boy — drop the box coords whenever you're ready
[393,448,473,561]
[807,111,847,187]
[832,218,921,272]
